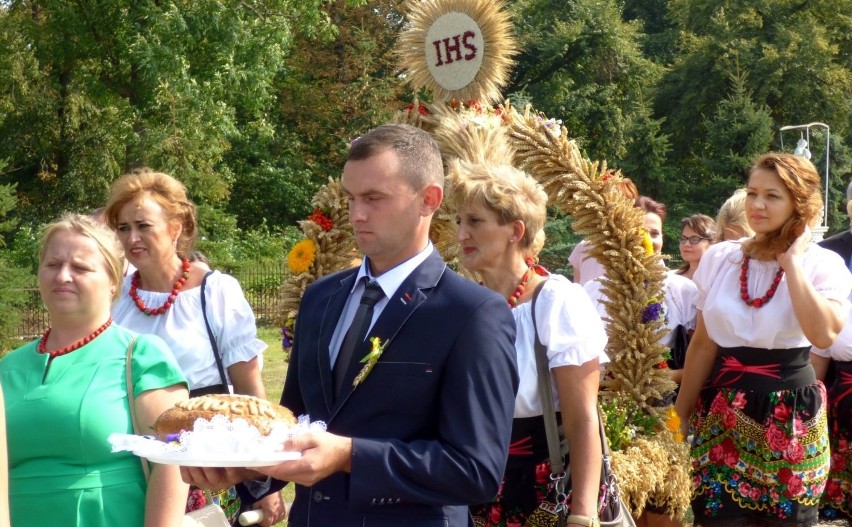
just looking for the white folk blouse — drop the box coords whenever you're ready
[512,274,608,418]
[113,271,267,390]
[694,241,851,349]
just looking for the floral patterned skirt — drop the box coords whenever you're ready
[820,360,852,521]
[690,346,829,527]
[471,415,567,527]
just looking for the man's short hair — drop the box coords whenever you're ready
[347,124,444,190]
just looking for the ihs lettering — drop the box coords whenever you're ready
[432,30,478,66]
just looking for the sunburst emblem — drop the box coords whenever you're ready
[397,0,517,104]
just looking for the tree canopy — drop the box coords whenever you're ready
[1,0,851,248]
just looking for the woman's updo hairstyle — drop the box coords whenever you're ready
[104,168,198,257]
[743,153,822,260]
[448,160,548,258]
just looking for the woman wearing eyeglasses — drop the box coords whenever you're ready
[676,214,716,280]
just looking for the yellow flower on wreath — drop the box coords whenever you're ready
[641,229,654,256]
[664,406,684,442]
[287,239,317,274]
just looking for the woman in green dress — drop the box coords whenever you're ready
[0,213,189,526]
[0,384,9,527]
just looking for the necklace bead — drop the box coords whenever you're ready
[508,267,535,308]
[739,257,784,308]
[38,318,113,359]
[129,257,191,316]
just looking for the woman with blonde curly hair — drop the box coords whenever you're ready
[450,160,608,527]
[676,153,852,527]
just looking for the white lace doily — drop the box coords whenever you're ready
[109,414,326,465]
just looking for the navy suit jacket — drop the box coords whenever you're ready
[819,229,852,268]
[279,250,519,527]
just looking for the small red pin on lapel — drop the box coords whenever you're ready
[399,292,413,305]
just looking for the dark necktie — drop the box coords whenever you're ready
[334,278,384,397]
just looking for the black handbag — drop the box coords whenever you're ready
[524,281,636,527]
[668,324,690,370]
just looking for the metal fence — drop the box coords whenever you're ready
[8,262,287,340]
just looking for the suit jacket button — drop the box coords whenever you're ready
[312,491,324,503]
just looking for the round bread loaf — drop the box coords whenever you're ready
[154,394,297,439]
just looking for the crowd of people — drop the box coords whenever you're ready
[0,122,849,527]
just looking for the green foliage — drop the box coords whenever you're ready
[0,255,32,355]
[660,0,852,162]
[699,70,774,186]
[538,209,580,278]
[0,159,33,350]
[0,160,19,246]
[0,0,337,228]
[6,223,40,274]
[196,203,299,269]
[600,395,660,451]
[2,0,852,270]
[225,131,319,230]
[506,0,663,163]
[619,95,673,202]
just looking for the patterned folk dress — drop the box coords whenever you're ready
[689,241,852,526]
[811,293,852,521]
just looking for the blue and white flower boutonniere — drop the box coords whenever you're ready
[353,337,389,387]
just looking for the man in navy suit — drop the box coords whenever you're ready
[183,124,519,527]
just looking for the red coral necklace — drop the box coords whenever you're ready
[38,317,113,359]
[740,257,784,308]
[508,267,535,308]
[130,257,191,316]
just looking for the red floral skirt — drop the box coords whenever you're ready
[820,360,852,520]
[689,346,829,527]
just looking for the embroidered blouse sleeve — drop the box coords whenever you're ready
[204,272,268,368]
[535,276,608,368]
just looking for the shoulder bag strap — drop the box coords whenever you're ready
[201,271,229,388]
[530,279,565,475]
[598,403,623,499]
[125,337,150,482]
